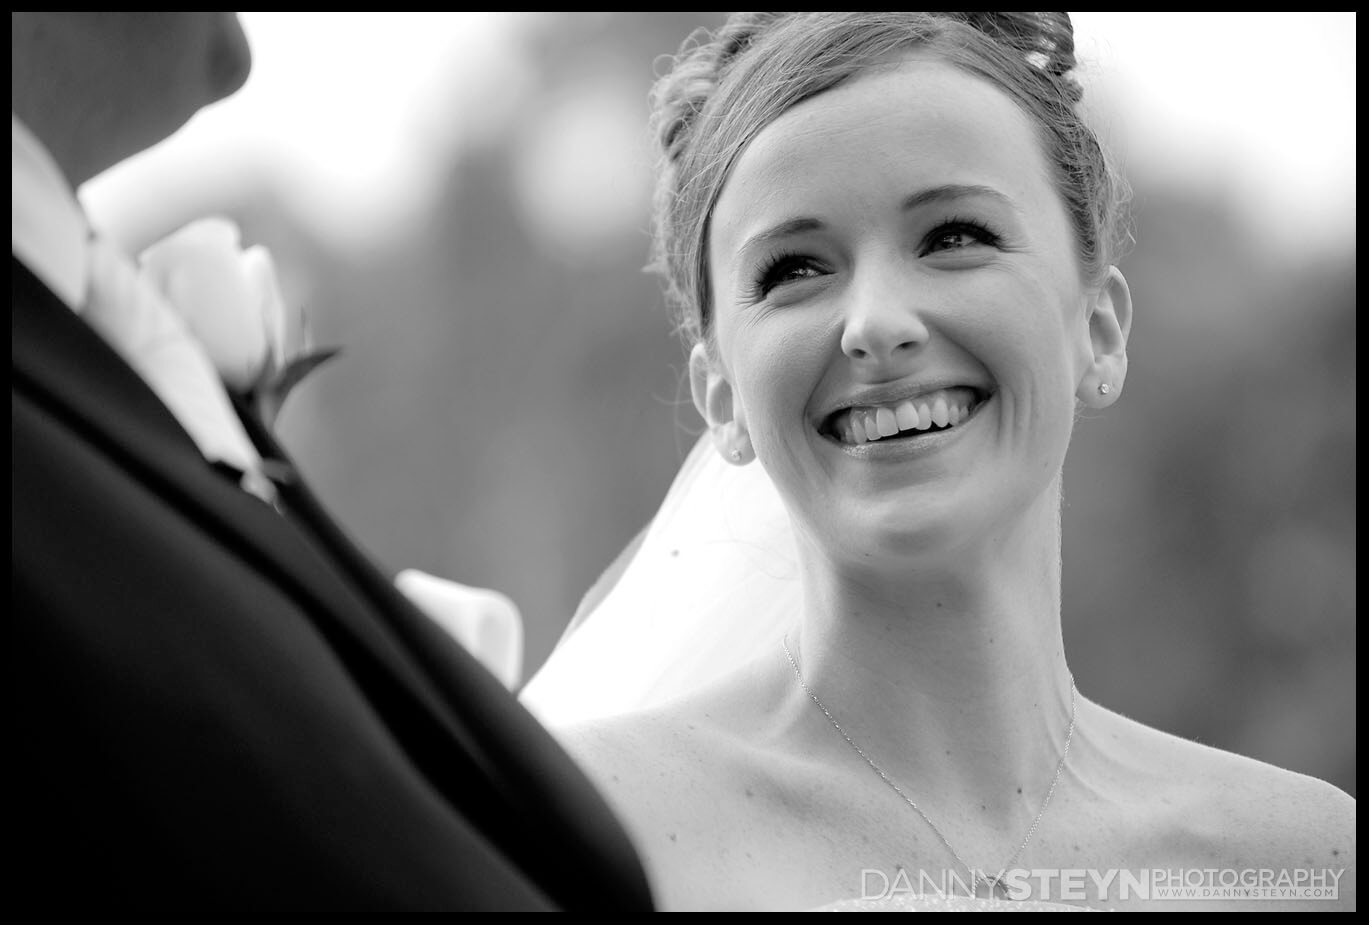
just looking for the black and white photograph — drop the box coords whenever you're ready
[14,12,1354,910]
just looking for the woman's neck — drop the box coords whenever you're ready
[771,498,1077,825]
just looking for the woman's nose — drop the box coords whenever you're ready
[838,267,930,366]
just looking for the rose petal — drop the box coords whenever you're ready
[139,218,269,392]
[241,245,290,371]
[261,265,309,363]
[140,218,242,278]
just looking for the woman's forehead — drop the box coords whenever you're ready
[710,56,1060,254]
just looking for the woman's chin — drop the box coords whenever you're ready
[807,501,974,570]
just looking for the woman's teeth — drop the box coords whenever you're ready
[832,389,980,445]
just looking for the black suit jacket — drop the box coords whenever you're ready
[11,257,653,909]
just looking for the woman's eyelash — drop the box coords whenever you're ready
[923,216,1002,252]
[744,218,1002,302]
[745,251,822,302]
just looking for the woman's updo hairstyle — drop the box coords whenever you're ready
[648,11,1126,348]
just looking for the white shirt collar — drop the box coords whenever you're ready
[12,112,89,310]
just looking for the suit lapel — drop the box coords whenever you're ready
[13,256,653,907]
[12,257,481,746]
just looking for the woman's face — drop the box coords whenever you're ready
[702,53,1115,563]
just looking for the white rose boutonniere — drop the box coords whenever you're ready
[139,217,337,427]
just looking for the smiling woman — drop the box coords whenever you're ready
[696,55,1129,565]
[526,12,1355,912]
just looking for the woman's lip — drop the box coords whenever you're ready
[815,383,991,426]
[817,384,991,426]
[820,392,992,454]
[818,386,991,441]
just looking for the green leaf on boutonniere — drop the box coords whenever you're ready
[274,347,341,399]
[251,346,341,430]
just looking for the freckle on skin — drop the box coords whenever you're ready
[1017,788,1022,794]
[669,832,678,843]
[1333,849,1341,856]
[745,787,755,798]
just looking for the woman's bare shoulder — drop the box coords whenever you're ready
[555,698,733,783]
[552,700,770,908]
[1087,700,1355,908]
[552,659,781,799]
[1092,701,1353,841]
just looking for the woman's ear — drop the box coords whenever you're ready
[689,342,754,465]
[1077,266,1132,407]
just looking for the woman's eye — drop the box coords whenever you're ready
[923,220,1000,255]
[751,254,825,300]
[929,230,979,251]
[769,259,822,286]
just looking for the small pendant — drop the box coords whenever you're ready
[977,873,1004,899]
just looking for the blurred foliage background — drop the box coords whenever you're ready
[84,13,1354,797]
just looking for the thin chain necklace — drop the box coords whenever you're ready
[781,636,1077,896]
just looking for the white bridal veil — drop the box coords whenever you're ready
[519,434,799,727]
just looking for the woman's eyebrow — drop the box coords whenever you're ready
[901,183,1019,213]
[737,217,826,264]
[737,184,1021,261]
